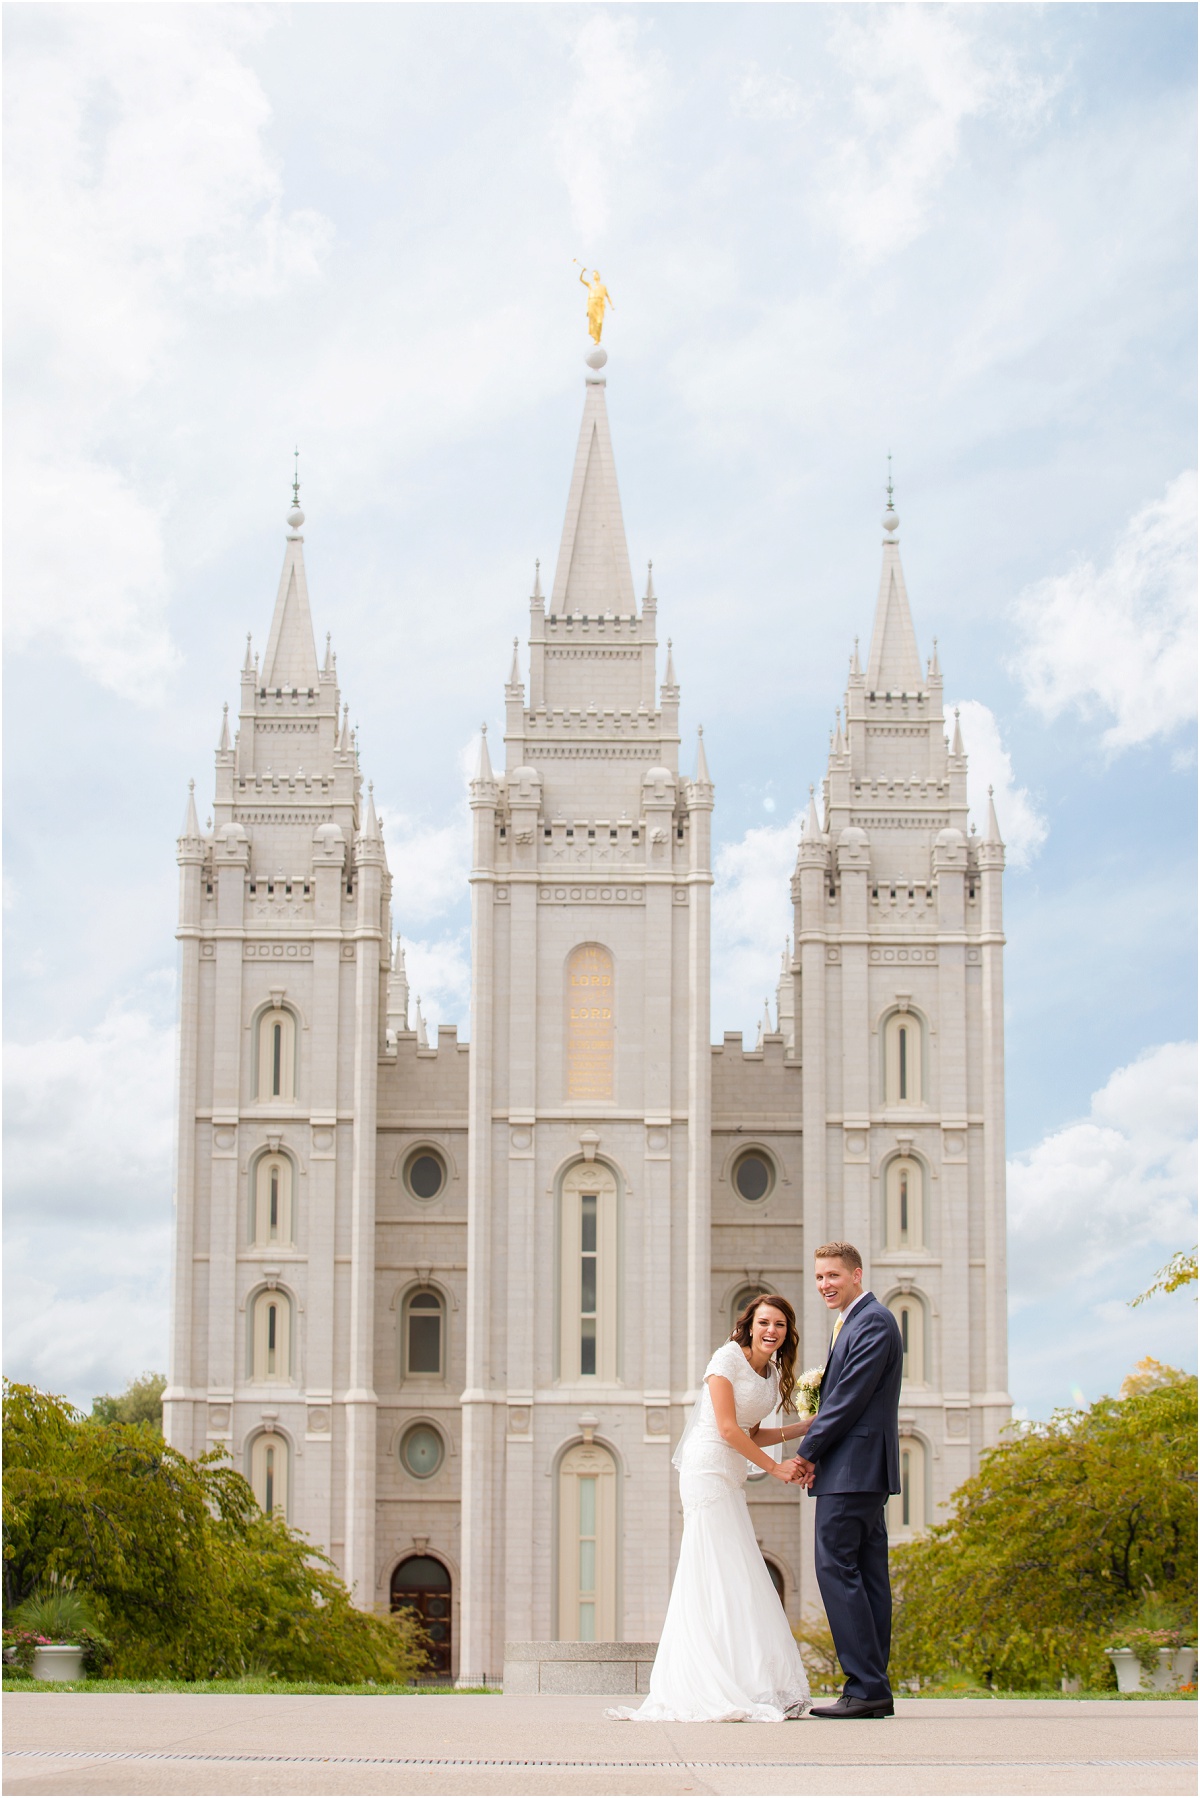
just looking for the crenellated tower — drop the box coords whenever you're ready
[788,482,1010,1545]
[165,479,392,1603]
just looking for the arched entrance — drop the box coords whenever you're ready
[390,1555,452,1679]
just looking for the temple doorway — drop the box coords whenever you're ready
[390,1554,452,1679]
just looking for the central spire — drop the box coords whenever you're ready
[865,478,923,693]
[262,473,320,690]
[549,377,636,615]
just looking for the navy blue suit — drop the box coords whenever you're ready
[801,1292,903,1703]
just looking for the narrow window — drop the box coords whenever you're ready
[267,1303,277,1376]
[269,1168,279,1240]
[899,1168,909,1243]
[580,1194,598,1376]
[901,1449,911,1527]
[272,1023,283,1097]
[406,1290,443,1376]
[898,1025,908,1101]
[899,1305,910,1377]
[577,1476,598,1640]
[265,1445,275,1513]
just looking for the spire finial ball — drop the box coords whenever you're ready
[585,346,608,371]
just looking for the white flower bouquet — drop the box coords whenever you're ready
[796,1366,824,1416]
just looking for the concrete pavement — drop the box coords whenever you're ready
[3,1693,1195,1797]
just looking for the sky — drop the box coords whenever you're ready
[4,2,1196,1422]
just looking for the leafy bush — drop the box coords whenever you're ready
[90,1373,166,1432]
[2,1382,428,1683]
[890,1368,1198,1691]
[792,1615,842,1692]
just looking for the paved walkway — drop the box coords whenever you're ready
[3,1694,1195,1797]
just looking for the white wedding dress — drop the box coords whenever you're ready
[608,1340,810,1722]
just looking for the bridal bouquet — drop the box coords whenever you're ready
[796,1366,824,1416]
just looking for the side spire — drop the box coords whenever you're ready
[549,378,636,614]
[262,474,321,690]
[180,778,201,840]
[217,703,232,752]
[694,724,711,785]
[984,784,1003,845]
[866,473,923,692]
[474,721,494,783]
[951,706,964,757]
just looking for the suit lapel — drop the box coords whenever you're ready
[824,1294,873,1392]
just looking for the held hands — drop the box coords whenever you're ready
[785,1455,815,1488]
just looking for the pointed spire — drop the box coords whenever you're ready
[180,779,201,839]
[243,632,254,674]
[262,476,320,690]
[850,635,862,679]
[532,558,544,602]
[664,637,677,688]
[644,559,656,602]
[387,935,410,1036]
[834,707,845,756]
[951,706,964,757]
[695,724,711,785]
[361,780,382,842]
[761,997,773,1042]
[415,996,429,1049]
[549,380,636,614]
[338,703,351,751]
[866,534,923,693]
[805,783,823,838]
[929,636,941,679]
[475,721,494,783]
[984,784,1003,845]
[780,937,791,975]
[508,638,522,686]
[392,934,407,975]
[323,632,334,675]
[217,703,232,752]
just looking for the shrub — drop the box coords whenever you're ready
[2,1382,428,1683]
[890,1368,1197,1691]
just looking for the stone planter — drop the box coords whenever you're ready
[1149,1647,1198,1691]
[1106,1647,1143,1693]
[31,1645,84,1683]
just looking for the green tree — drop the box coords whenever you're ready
[890,1368,1198,1690]
[90,1372,166,1431]
[1131,1248,1198,1307]
[3,1382,428,1683]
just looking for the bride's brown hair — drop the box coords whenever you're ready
[730,1293,799,1414]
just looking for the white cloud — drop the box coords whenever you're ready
[948,698,1047,869]
[821,7,1060,262]
[732,65,804,123]
[1011,472,1198,750]
[552,14,660,243]
[4,1002,176,1220]
[4,7,331,698]
[1007,1041,1197,1314]
[379,804,470,931]
[712,811,802,1038]
[404,933,472,1042]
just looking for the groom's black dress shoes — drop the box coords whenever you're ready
[809,1695,895,1719]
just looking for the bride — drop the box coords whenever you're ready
[609,1294,811,1722]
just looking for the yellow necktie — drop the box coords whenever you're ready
[831,1312,846,1351]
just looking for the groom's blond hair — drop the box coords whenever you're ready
[815,1240,862,1272]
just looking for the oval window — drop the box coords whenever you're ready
[406,1150,446,1201]
[732,1151,773,1202]
[400,1423,444,1479]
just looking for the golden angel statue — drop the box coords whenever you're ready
[576,265,615,344]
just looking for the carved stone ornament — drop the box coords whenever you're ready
[579,1129,600,1161]
[307,1408,330,1434]
[580,1412,599,1444]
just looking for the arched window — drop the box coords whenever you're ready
[729,1284,765,1329]
[566,944,614,1102]
[884,1157,923,1251]
[884,1010,922,1107]
[557,1441,617,1641]
[888,1293,927,1387]
[250,1432,289,1518]
[559,1162,618,1383]
[888,1436,928,1539]
[257,1006,297,1103]
[252,1154,294,1247]
[391,1556,452,1680]
[402,1288,445,1379]
[251,1288,292,1383]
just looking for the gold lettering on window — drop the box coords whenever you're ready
[566,945,614,1101]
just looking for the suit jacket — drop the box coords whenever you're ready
[801,1293,903,1495]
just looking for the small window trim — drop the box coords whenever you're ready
[398,1418,448,1481]
[400,1283,448,1382]
[725,1143,779,1206]
[402,1144,449,1203]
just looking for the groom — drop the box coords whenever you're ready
[790,1241,903,1719]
